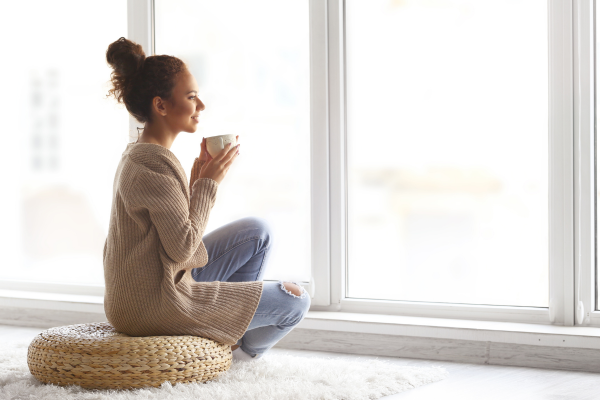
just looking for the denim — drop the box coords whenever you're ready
[191,217,311,359]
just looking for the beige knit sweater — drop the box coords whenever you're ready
[103,142,264,345]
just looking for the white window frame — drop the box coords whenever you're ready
[4,0,599,329]
[127,0,154,141]
[310,0,578,326]
[575,0,600,326]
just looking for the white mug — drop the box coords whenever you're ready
[205,134,237,158]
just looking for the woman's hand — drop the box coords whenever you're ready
[197,135,240,185]
[199,135,238,166]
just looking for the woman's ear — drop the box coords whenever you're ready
[152,96,168,117]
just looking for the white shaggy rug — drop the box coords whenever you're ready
[0,341,448,400]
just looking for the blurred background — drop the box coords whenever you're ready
[0,0,311,287]
[345,0,549,306]
[155,0,311,285]
[0,0,129,285]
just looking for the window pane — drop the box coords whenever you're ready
[346,0,548,306]
[155,0,311,282]
[0,1,128,285]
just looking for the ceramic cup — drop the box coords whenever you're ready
[205,134,238,158]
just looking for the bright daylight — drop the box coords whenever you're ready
[0,0,599,399]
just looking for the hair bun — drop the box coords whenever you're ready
[106,37,146,79]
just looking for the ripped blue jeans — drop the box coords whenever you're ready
[191,217,311,359]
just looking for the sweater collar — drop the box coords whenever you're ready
[126,141,177,160]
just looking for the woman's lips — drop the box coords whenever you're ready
[191,116,199,123]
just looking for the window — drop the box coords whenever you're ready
[0,0,128,285]
[6,0,600,329]
[154,0,311,283]
[345,0,549,307]
[324,0,577,325]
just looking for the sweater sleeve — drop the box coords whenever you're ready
[189,157,205,194]
[130,169,219,264]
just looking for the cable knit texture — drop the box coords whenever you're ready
[103,142,264,345]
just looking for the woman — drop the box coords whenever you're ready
[103,37,310,361]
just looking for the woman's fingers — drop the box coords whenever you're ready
[227,143,239,161]
[197,138,240,184]
[223,149,240,169]
[224,143,240,166]
[216,142,239,160]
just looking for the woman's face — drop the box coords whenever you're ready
[157,68,205,133]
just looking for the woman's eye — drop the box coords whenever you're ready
[189,96,195,100]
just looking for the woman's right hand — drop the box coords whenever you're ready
[198,137,240,185]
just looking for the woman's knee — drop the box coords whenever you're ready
[278,280,311,314]
[282,282,303,297]
[240,217,272,248]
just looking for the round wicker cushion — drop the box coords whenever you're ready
[27,321,232,390]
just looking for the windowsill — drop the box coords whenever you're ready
[2,290,600,349]
[299,311,600,349]
[0,289,103,304]
[0,289,104,313]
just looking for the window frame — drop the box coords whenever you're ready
[310,0,579,326]
[575,0,600,326]
[127,0,154,142]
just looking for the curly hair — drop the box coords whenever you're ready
[105,37,187,125]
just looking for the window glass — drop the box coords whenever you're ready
[346,0,549,306]
[0,1,129,285]
[155,0,311,282]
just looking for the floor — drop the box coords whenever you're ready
[3,324,599,400]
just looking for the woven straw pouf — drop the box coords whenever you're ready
[27,321,233,390]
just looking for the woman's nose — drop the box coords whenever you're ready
[197,98,205,111]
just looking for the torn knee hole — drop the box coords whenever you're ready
[278,280,307,299]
